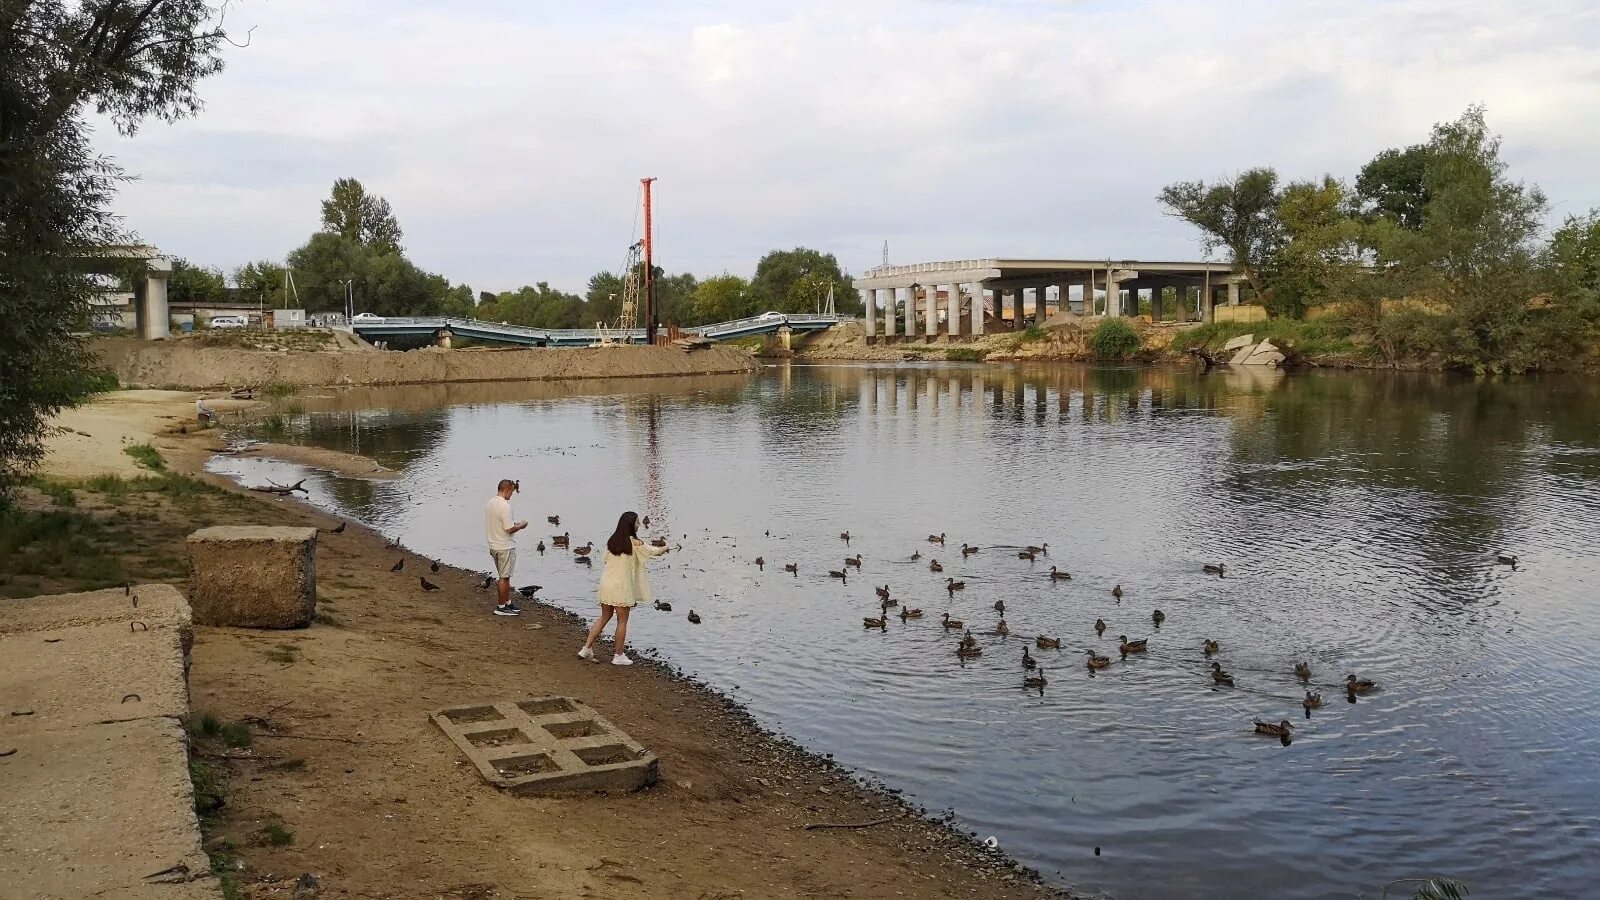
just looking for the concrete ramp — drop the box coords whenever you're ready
[0,585,221,899]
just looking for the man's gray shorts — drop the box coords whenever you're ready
[490,548,516,580]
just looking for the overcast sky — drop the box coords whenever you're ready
[96,0,1600,294]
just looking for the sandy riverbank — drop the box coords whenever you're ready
[26,393,1067,899]
[95,336,760,389]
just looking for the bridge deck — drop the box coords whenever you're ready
[352,312,843,347]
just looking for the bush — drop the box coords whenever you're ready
[123,443,165,471]
[1089,319,1141,358]
[945,348,987,362]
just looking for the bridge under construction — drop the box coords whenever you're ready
[350,311,843,347]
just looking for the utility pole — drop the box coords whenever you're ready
[641,177,658,345]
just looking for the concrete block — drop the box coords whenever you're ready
[1221,332,1255,352]
[187,526,317,628]
[431,697,659,795]
[1229,345,1255,366]
[0,620,190,736]
[1240,340,1285,366]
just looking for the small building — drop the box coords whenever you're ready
[271,308,307,330]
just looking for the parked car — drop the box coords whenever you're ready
[351,312,384,322]
[208,315,248,329]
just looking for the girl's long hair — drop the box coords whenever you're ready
[606,511,639,556]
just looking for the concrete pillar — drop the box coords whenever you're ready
[904,286,917,338]
[1227,282,1240,307]
[926,285,939,337]
[1152,286,1164,323]
[948,285,962,337]
[970,283,985,336]
[435,329,453,349]
[1080,281,1094,316]
[1105,273,1121,318]
[139,263,171,340]
[862,289,875,338]
[1202,286,1214,323]
[884,288,897,338]
[778,326,793,351]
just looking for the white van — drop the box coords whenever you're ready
[209,316,248,329]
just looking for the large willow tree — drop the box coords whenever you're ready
[0,0,231,497]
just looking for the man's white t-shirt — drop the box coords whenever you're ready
[485,496,516,551]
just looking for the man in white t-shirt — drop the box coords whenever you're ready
[485,479,528,616]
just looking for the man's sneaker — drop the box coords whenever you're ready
[492,604,520,617]
[504,601,521,612]
[611,654,634,666]
[577,646,594,660]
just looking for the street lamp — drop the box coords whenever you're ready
[339,278,355,323]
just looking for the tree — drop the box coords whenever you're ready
[1545,210,1600,299]
[166,256,226,304]
[750,248,858,315]
[320,177,403,252]
[689,275,754,324]
[1158,168,1283,303]
[439,283,475,319]
[233,259,287,307]
[585,270,625,326]
[1356,145,1433,230]
[0,0,230,498]
[1265,177,1365,318]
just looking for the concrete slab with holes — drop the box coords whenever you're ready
[431,697,659,795]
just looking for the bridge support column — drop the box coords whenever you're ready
[884,288,897,339]
[1105,272,1121,318]
[949,286,963,337]
[970,282,985,336]
[862,289,875,340]
[926,285,939,338]
[134,260,172,340]
[1227,282,1240,307]
[903,286,917,339]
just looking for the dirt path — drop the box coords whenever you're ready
[30,395,1066,900]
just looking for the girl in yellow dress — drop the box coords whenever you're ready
[578,511,669,666]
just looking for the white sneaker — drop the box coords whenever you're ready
[577,646,594,660]
[611,654,634,666]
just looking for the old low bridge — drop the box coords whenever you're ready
[351,312,843,347]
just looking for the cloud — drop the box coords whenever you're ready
[96,0,1600,291]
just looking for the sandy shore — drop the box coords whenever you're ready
[30,392,1068,900]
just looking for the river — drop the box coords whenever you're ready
[209,362,1600,899]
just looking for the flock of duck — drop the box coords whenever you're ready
[813,531,1389,746]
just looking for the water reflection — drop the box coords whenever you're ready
[214,363,1600,900]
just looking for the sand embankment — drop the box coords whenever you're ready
[95,337,760,389]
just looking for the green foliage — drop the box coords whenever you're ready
[1381,877,1469,900]
[1089,318,1142,358]
[1357,144,1433,230]
[233,259,288,308]
[1267,177,1365,319]
[945,347,987,362]
[257,823,294,847]
[1021,325,1046,341]
[0,506,126,594]
[36,479,77,507]
[690,274,755,324]
[321,177,403,252]
[261,382,298,399]
[750,248,860,315]
[264,644,299,665]
[0,0,229,501]
[1158,168,1283,301]
[218,722,252,748]
[189,757,225,817]
[167,257,227,304]
[123,443,165,471]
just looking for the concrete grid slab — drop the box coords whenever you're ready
[430,697,659,795]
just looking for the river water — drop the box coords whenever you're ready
[210,363,1600,899]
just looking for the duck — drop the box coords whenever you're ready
[863,613,888,630]
[961,544,980,557]
[910,550,922,561]
[1254,719,1294,738]
[1112,584,1123,599]
[754,557,765,570]
[642,515,650,527]
[1035,635,1061,650]
[929,559,944,573]
[1049,566,1071,581]
[829,570,848,581]
[687,610,701,624]
[552,532,571,548]
[1118,635,1148,654]
[993,599,1006,613]
[535,540,546,555]
[1210,662,1235,686]
[945,578,965,592]
[547,515,560,526]
[941,613,964,630]
[1018,549,1036,563]
[573,541,594,557]
[1084,649,1111,670]
[995,619,1010,636]
[1021,647,1036,669]
[961,629,979,649]
[899,606,923,620]
[875,585,891,602]
[1094,618,1106,636]
[1345,674,1378,694]
[1203,563,1226,577]
[845,554,863,569]
[784,563,798,575]
[1027,544,1049,556]
[1152,609,1166,627]
[840,531,851,544]
[1203,639,1220,656]
[1294,661,1312,680]
[956,644,983,660]
[1023,668,1048,690]
[928,533,946,545]
[1496,553,1518,567]
[654,600,672,612]
[880,595,898,608]
[1302,691,1323,711]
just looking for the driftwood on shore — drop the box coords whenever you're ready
[248,479,307,495]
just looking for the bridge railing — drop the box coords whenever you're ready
[356,311,843,344]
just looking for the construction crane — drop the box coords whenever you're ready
[600,179,656,345]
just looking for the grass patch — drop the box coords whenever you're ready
[1168,318,1359,359]
[0,506,127,594]
[314,610,341,627]
[189,757,226,816]
[1021,325,1046,342]
[31,478,77,507]
[946,347,987,362]
[219,721,252,749]
[264,644,300,665]
[123,443,166,471]
[261,381,299,399]
[256,823,294,847]
[1089,318,1141,359]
